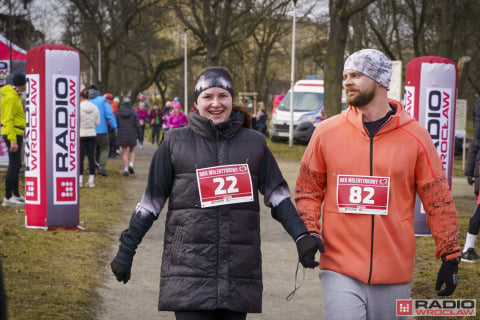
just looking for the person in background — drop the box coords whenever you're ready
[79,88,100,188]
[242,98,255,128]
[162,100,172,134]
[148,102,162,145]
[110,66,315,320]
[0,255,7,320]
[295,49,460,319]
[111,96,120,115]
[271,93,285,115]
[255,101,267,134]
[105,93,118,159]
[116,98,140,176]
[109,96,120,159]
[1,72,26,206]
[89,85,117,176]
[167,101,188,129]
[462,96,480,262]
[136,101,148,150]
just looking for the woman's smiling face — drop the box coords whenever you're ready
[196,87,233,124]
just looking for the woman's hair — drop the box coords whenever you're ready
[80,88,89,99]
[233,102,251,128]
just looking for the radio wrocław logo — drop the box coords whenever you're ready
[52,75,78,204]
[397,299,476,317]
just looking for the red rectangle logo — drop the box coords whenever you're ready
[55,177,76,202]
[25,177,39,202]
[397,300,413,316]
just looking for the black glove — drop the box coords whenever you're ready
[435,258,459,296]
[467,176,474,185]
[111,260,132,284]
[296,233,325,268]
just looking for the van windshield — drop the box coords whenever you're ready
[278,92,324,112]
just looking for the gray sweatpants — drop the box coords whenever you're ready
[319,270,412,320]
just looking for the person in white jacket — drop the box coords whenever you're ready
[80,88,100,187]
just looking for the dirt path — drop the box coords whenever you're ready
[95,142,324,320]
[95,142,473,320]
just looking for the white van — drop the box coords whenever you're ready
[268,79,325,141]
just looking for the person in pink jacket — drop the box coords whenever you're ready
[167,101,188,129]
[295,49,460,319]
[136,101,148,149]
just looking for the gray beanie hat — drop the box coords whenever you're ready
[344,49,392,89]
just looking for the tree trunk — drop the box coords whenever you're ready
[324,0,375,118]
[324,14,349,118]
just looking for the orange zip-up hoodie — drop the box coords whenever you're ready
[295,99,460,284]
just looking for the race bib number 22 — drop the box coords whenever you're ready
[196,164,254,208]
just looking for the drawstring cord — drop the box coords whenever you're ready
[285,262,305,301]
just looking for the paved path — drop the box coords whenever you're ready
[95,142,472,320]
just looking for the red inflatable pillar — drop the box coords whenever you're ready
[404,56,457,235]
[24,44,80,229]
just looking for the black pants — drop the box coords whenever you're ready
[0,256,7,320]
[138,124,145,145]
[469,204,480,235]
[151,124,161,144]
[174,310,247,320]
[109,128,117,157]
[80,136,97,175]
[3,135,23,199]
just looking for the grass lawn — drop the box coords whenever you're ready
[0,140,478,320]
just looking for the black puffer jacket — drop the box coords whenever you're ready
[465,100,480,194]
[116,109,307,313]
[116,100,140,147]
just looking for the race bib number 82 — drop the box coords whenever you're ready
[336,175,390,215]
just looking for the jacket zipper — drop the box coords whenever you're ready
[368,136,374,284]
[365,114,393,284]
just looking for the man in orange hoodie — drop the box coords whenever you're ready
[295,49,460,319]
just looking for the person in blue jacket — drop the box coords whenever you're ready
[88,85,117,176]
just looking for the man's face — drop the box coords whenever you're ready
[16,84,26,93]
[343,70,377,107]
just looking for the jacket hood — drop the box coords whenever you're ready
[343,98,414,135]
[0,84,17,97]
[88,88,101,99]
[117,101,135,118]
[81,100,98,114]
[188,109,245,140]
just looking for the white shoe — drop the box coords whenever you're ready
[87,182,96,188]
[2,197,24,206]
[13,195,25,202]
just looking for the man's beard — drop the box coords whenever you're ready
[346,87,375,107]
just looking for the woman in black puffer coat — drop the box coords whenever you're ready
[461,98,480,262]
[110,67,323,320]
[115,98,140,176]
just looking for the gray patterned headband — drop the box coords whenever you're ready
[194,67,234,103]
[344,49,392,89]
